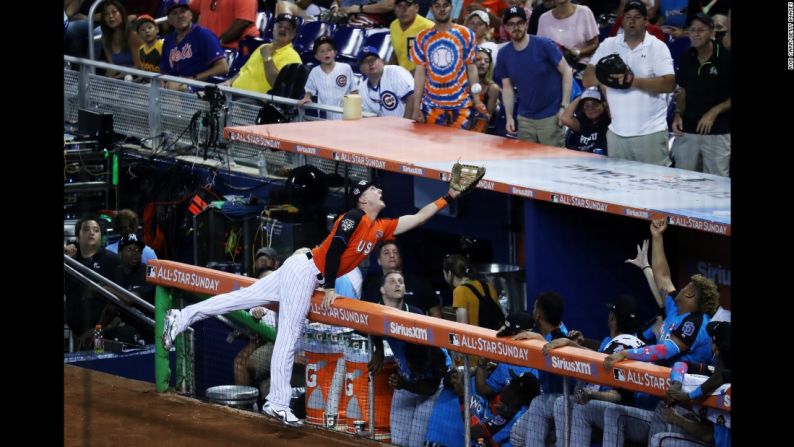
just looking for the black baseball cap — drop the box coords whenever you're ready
[352,179,377,202]
[502,6,527,24]
[313,35,335,54]
[274,13,298,28]
[606,294,637,322]
[688,12,715,29]
[509,372,541,398]
[706,320,730,345]
[119,233,145,250]
[623,1,647,18]
[496,311,534,337]
[256,247,278,260]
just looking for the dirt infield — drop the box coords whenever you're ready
[64,365,382,446]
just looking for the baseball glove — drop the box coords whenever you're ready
[595,54,634,89]
[449,161,486,193]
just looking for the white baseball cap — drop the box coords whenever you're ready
[466,10,490,26]
[580,87,603,102]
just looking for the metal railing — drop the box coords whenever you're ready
[64,55,371,180]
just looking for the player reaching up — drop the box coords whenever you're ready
[161,163,485,426]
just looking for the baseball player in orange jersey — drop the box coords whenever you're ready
[162,179,461,426]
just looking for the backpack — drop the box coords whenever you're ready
[461,280,505,331]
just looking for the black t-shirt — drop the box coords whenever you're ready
[565,109,611,153]
[528,4,552,36]
[676,41,730,135]
[65,247,121,335]
[362,272,440,315]
[111,264,154,304]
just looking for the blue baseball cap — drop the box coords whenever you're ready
[357,46,381,65]
[165,0,190,14]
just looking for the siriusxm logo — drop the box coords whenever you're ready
[388,321,429,341]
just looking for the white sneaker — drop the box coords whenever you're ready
[262,401,303,427]
[161,309,180,350]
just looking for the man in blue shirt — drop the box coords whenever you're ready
[159,0,228,90]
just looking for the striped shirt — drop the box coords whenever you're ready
[359,65,415,117]
[410,23,476,110]
[304,62,356,120]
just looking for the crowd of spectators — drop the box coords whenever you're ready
[65,0,730,175]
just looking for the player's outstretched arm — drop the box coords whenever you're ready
[394,188,460,235]
[650,219,676,295]
[625,239,664,309]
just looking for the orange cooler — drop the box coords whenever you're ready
[303,324,344,426]
[342,334,395,442]
[303,322,352,429]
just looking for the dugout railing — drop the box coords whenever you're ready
[147,259,730,446]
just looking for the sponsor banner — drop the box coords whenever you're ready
[400,164,424,176]
[668,215,730,236]
[550,193,610,212]
[547,355,598,380]
[333,152,388,170]
[309,302,371,328]
[146,259,730,410]
[295,145,319,156]
[509,186,535,198]
[385,319,433,343]
[447,332,530,363]
[227,129,283,150]
[624,207,650,219]
[146,264,227,293]
[610,366,671,391]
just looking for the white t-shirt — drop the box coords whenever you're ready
[591,31,674,137]
[304,62,356,120]
[359,65,415,117]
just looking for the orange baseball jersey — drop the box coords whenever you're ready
[410,23,477,110]
[311,208,398,289]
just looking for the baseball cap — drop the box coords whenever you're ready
[606,294,638,322]
[502,6,527,24]
[706,320,731,367]
[394,0,416,5]
[580,86,603,102]
[313,35,335,54]
[623,1,647,18]
[509,372,541,398]
[135,14,156,30]
[706,321,730,346]
[119,233,145,250]
[256,247,278,260]
[164,0,190,14]
[357,46,381,65]
[274,13,298,28]
[351,179,377,202]
[466,10,490,26]
[688,12,715,29]
[496,311,534,337]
